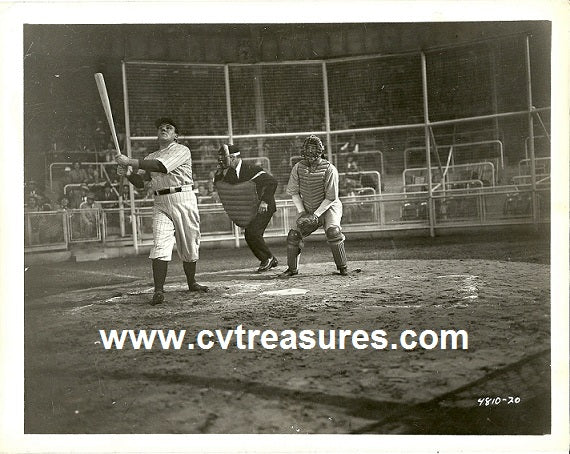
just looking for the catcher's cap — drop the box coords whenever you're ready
[218,144,241,156]
[64,166,71,172]
[155,117,179,133]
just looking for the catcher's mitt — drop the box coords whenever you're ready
[296,212,319,236]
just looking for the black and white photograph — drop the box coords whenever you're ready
[2,1,569,453]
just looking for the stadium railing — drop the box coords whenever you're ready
[24,182,550,253]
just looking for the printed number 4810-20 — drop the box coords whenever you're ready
[478,396,521,406]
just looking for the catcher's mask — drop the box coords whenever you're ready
[301,135,324,165]
[217,144,240,169]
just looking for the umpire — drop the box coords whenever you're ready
[214,144,278,272]
[116,117,208,306]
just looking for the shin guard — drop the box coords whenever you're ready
[286,229,303,271]
[326,226,347,270]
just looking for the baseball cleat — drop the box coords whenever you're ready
[278,268,298,278]
[151,291,164,306]
[188,282,209,292]
[257,257,279,272]
[338,266,349,276]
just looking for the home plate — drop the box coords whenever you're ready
[260,288,309,296]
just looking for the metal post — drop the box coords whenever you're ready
[525,35,538,224]
[421,52,435,237]
[253,65,265,155]
[225,65,240,250]
[489,44,501,141]
[122,61,138,253]
[322,61,333,163]
[224,65,234,144]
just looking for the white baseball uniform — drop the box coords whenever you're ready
[146,142,200,262]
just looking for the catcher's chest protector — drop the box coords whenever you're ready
[215,180,259,228]
[298,161,330,213]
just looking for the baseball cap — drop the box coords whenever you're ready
[155,117,178,132]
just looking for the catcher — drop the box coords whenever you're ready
[279,135,348,277]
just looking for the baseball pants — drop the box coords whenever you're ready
[150,190,200,262]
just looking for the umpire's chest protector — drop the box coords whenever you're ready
[298,161,330,213]
[215,180,259,228]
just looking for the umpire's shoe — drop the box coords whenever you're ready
[188,282,209,292]
[278,268,298,278]
[257,257,278,272]
[151,291,164,306]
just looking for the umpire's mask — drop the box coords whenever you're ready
[218,144,240,169]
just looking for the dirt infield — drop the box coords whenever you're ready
[23,231,551,435]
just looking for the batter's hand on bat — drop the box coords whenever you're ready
[115,153,130,166]
[258,201,268,214]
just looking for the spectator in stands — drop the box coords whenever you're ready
[346,156,360,172]
[206,179,220,203]
[69,184,89,209]
[85,165,101,185]
[67,186,81,209]
[25,195,41,213]
[58,196,71,211]
[24,179,42,201]
[69,161,88,184]
[100,182,118,207]
[106,165,118,183]
[197,183,215,204]
[339,136,359,154]
[120,185,129,200]
[55,166,73,198]
[79,192,102,238]
[121,184,140,200]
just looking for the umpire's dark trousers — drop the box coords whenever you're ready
[244,210,275,261]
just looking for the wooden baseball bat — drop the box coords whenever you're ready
[94,72,121,157]
[94,72,126,206]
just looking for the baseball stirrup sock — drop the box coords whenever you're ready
[183,261,197,286]
[152,259,168,292]
[329,240,347,269]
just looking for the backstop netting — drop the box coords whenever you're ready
[123,33,550,198]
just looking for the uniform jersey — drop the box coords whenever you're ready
[286,159,341,214]
[145,142,194,191]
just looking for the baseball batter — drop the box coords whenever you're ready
[279,135,348,277]
[116,117,208,306]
